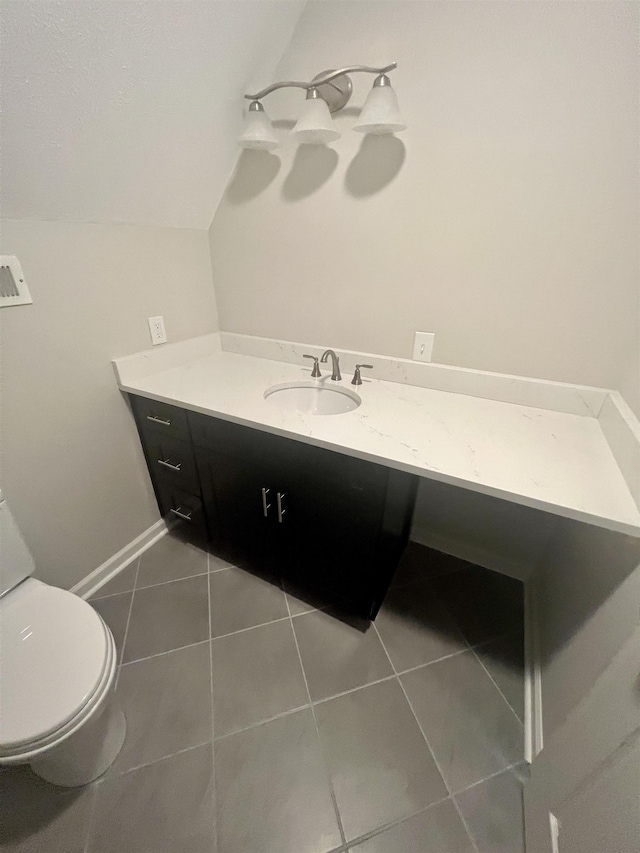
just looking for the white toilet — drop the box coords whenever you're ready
[0,491,126,786]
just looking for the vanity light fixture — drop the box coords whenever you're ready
[238,62,406,150]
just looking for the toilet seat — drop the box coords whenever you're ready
[0,579,113,760]
[1,626,117,763]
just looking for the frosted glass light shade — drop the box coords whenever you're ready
[290,97,340,145]
[238,107,280,150]
[353,85,406,135]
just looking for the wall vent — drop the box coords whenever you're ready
[0,256,32,307]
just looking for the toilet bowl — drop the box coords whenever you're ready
[0,494,126,786]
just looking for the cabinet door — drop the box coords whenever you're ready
[189,411,417,617]
[283,443,390,616]
[288,479,385,615]
[195,446,286,574]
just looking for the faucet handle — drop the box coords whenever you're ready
[351,364,373,386]
[303,354,322,378]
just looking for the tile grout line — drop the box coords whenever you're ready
[286,593,348,851]
[450,760,527,798]
[114,634,491,748]
[395,645,472,676]
[120,611,293,669]
[210,651,492,739]
[120,612,294,668]
[114,556,141,689]
[83,556,141,853]
[87,549,520,853]
[468,643,525,728]
[108,741,214,779]
[206,556,219,853]
[82,741,222,849]
[195,619,515,746]
[135,569,209,592]
[211,613,292,641]
[90,587,136,602]
[81,774,101,853]
[121,638,211,667]
[372,620,481,853]
[311,674,398,707]
[91,570,205,600]
[335,791,454,851]
[213,702,313,741]
[435,593,525,733]
[414,590,522,850]
[92,554,234,602]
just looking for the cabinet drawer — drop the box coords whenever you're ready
[144,433,199,494]
[131,395,190,442]
[189,411,274,456]
[287,441,388,498]
[156,485,207,539]
[188,410,388,498]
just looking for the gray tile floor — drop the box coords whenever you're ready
[1,537,527,853]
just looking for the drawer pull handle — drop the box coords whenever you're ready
[277,492,286,524]
[261,487,271,518]
[170,507,192,522]
[147,415,171,426]
[158,458,182,472]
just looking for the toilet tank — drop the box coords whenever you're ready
[0,490,35,597]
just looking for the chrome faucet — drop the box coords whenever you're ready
[320,349,342,381]
[351,364,373,385]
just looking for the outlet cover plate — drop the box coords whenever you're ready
[148,315,167,345]
[413,331,435,362]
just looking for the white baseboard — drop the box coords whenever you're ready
[524,580,544,763]
[70,519,169,600]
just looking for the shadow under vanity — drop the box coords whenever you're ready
[130,394,418,619]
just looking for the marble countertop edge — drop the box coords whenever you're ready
[112,334,640,538]
[115,341,640,539]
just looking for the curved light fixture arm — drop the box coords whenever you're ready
[245,62,397,102]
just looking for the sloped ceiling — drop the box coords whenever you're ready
[0,1,305,229]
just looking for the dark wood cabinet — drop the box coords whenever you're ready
[195,444,285,573]
[129,395,208,544]
[130,394,417,618]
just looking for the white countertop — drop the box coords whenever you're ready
[114,337,640,537]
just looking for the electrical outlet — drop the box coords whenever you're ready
[412,331,435,362]
[148,315,167,346]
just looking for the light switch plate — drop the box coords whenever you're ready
[148,315,167,345]
[412,331,435,362]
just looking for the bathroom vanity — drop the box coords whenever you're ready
[114,331,640,618]
[130,393,417,618]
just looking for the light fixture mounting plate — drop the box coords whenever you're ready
[312,70,353,113]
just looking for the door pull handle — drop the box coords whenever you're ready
[261,488,272,518]
[158,459,182,472]
[277,492,286,524]
[170,507,192,522]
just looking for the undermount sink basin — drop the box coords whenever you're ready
[264,381,361,415]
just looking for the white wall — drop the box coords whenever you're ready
[533,517,640,740]
[209,0,639,417]
[1,0,305,228]
[0,1,306,589]
[410,478,559,582]
[0,220,218,589]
